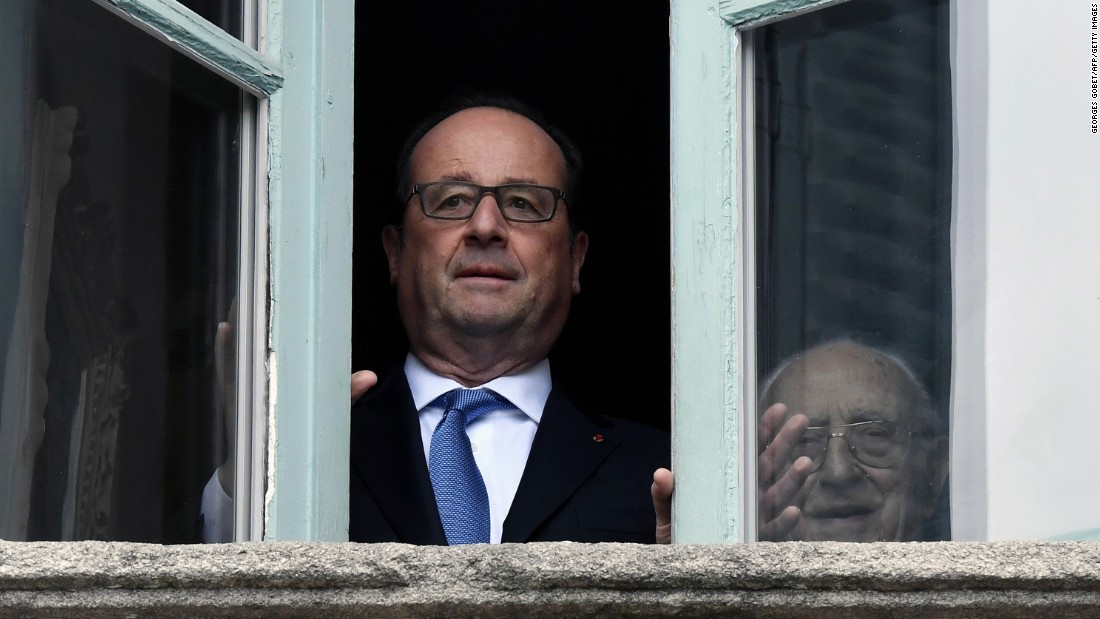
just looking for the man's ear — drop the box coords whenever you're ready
[570,230,589,294]
[381,225,403,285]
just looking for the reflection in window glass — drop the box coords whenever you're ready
[177,0,244,41]
[752,0,952,542]
[0,0,243,542]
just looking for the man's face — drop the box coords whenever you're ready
[383,107,588,370]
[765,344,937,542]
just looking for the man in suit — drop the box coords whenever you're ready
[350,95,673,544]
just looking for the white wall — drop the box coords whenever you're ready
[953,0,1100,540]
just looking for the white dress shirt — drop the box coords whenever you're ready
[404,353,548,544]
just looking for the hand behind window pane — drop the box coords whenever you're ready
[757,403,812,541]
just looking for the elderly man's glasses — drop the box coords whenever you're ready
[791,420,912,471]
[411,181,565,223]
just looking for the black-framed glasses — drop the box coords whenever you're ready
[410,181,565,223]
[791,420,913,471]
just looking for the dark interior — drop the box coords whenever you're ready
[354,2,672,430]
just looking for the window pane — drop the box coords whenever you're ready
[753,0,952,542]
[177,0,244,41]
[0,0,244,542]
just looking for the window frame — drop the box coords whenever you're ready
[671,0,869,543]
[674,0,1100,544]
[261,0,354,542]
[86,0,354,541]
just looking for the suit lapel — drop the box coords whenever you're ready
[350,370,446,545]
[501,389,620,542]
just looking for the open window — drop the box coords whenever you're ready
[355,1,672,432]
[0,0,353,542]
[0,0,261,542]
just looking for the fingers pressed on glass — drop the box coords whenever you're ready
[758,403,789,444]
[760,454,812,522]
[758,411,808,485]
[759,505,801,542]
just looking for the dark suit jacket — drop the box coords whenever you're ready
[350,367,670,544]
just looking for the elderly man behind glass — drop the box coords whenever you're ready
[756,339,949,542]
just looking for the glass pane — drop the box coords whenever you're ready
[0,0,244,542]
[753,0,952,542]
[177,0,244,41]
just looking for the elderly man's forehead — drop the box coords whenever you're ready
[795,345,902,381]
[765,344,919,416]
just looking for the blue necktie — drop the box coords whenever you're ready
[428,388,511,545]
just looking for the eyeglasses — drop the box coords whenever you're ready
[410,181,565,223]
[790,420,913,471]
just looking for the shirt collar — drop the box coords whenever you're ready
[404,353,549,423]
